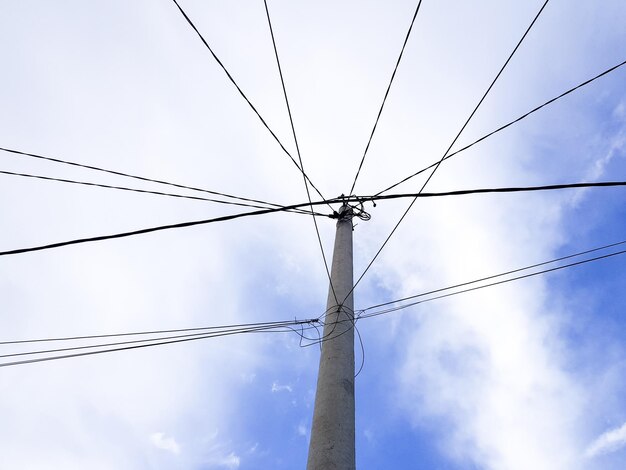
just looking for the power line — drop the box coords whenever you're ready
[0,318,318,346]
[376,57,626,196]
[263,0,338,303]
[358,181,626,202]
[358,246,626,320]
[0,197,339,257]
[169,0,329,204]
[348,0,424,196]
[6,238,625,367]
[0,320,315,360]
[0,146,300,211]
[359,238,626,314]
[0,320,316,368]
[4,180,625,256]
[345,0,550,301]
[0,169,323,215]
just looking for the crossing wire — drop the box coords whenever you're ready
[3,180,626,257]
[0,146,300,211]
[263,0,338,303]
[344,0,551,302]
[0,320,316,368]
[0,169,323,216]
[376,57,626,196]
[358,246,626,319]
[0,321,317,360]
[5,238,626,368]
[348,0,424,196]
[358,181,626,202]
[0,197,338,257]
[359,238,626,314]
[170,0,330,206]
[0,318,319,346]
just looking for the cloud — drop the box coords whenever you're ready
[271,381,293,393]
[2,1,626,469]
[209,452,241,469]
[150,432,181,455]
[585,422,626,458]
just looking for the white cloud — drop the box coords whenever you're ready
[585,422,626,458]
[271,381,293,393]
[150,432,181,455]
[209,452,241,469]
[248,442,259,453]
[1,1,626,469]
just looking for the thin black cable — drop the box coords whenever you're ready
[0,169,322,216]
[0,146,295,211]
[4,181,625,256]
[0,323,307,359]
[263,0,337,302]
[0,321,315,368]
[169,0,329,205]
[12,167,622,210]
[376,58,626,196]
[0,318,318,346]
[359,238,626,313]
[303,304,357,348]
[346,0,550,302]
[348,0,424,196]
[353,314,366,378]
[358,247,626,320]
[359,181,626,202]
[0,197,341,257]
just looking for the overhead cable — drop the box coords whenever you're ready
[0,169,322,215]
[263,0,337,302]
[0,321,315,360]
[170,0,328,204]
[0,198,338,257]
[345,0,550,301]
[0,320,316,368]
[348,0,424,195]
[360,181,626,202]
[0,318,317,346]
[4,180,626,256]
[358,244,626,319]
[377,57,626,195]
[0,146,299,211]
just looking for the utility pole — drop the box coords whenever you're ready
[307,204,355,470]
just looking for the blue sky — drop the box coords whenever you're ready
[1,1,626,469]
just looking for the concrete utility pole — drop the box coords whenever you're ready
[307,204,355,470]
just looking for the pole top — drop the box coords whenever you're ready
[336,203,353,221]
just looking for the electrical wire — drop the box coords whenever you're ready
[345,0,550,302]
[13,233,619,370]
[0,320,316,368]
[0,327,276,359]
[169,0,329,205]
[0,319,318,346]
[358,245,626,319]
[0,197,338,257]
[0,320,315,360]
[353,315,366,379]
[263,0,338,303]
[0,169,322,216]
[348,0,424,196]
[376,57,626,196]
[0,146,295,211]
[4,181,625,256]
[358,181,626,202]
[6,167,623,215]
